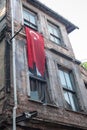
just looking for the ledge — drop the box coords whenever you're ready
[48,47,81,65]
[28,99,58,108]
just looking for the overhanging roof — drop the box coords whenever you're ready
[27,0,79,33]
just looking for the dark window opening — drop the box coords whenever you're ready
[84,82,87,89]
[29,64,51,104]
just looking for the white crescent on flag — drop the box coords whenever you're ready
[30,30,39,40]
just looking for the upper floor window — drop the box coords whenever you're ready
[48,22,62,45]
[23,7,37,30]
[58,66,79,111]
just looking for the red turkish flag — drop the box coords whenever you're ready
[25,27,45,76]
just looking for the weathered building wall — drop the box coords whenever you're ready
[16,101,87,130]
[45,50,86,110]
[15,48,87,129]
[0,0,14,126]
[0,0,87,130]
[80,67,87,83]
[80,67,87,109]
[0,38,13,126]
[15,37,30,97]
[9,0,87,129]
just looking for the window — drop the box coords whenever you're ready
[48,22,62,45]
[0,0,6,22]
[23,7,37,30]
[58,67,79,111]
[84,82,87,89]
[29,65,51,104]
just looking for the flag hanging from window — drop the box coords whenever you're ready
[25,27,45,76]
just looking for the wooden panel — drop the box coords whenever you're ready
[0,39,5,87]
[46,56,64,107]
[0,39,5,114]
[13,0,22,23]
[15,39,30,96]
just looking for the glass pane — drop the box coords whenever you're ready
[53,28,58,36]
[0,0,6,21]
[23,9,37,30]
[64,72,73,90]
[30,79,39,100]
[64,91,72,109]
[30,78,47,103]
[36,68,41,76]
[30,91,39,100]
[68,93,77,111]
[24,20,30,26]
[29,24,36,29]
[59,70,67,88]
[54,38,61,45]
[50,35,55,41]
[23,10,29,20]
[48,25,53,34]
[30,14,36,25]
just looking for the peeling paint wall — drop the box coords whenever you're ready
[11,0,87,129]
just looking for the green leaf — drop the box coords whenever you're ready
[81,62,87,70]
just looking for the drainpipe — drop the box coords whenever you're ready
[10,0,17,130]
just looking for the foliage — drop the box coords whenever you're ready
[81,62,87,70]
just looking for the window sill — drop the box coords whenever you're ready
[29,74,46,83]
[24,24,38,32]
[49,39,68,50]
[28,98,87,114]
[65,108,87,116]
[28,98,43,104]
[28,98,58,108]
[45,103,58,108]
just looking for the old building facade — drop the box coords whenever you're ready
[0,0,87,130]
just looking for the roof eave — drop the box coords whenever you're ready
[67,25,79,33]
[27,0,79,33]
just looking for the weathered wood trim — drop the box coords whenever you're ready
[24,46,30,97]
[4,40,11,93]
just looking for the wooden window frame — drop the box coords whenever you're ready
[23,7,38,31]
[48,21,63,45]
[29,65,51,104]
[58,66,79,111]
